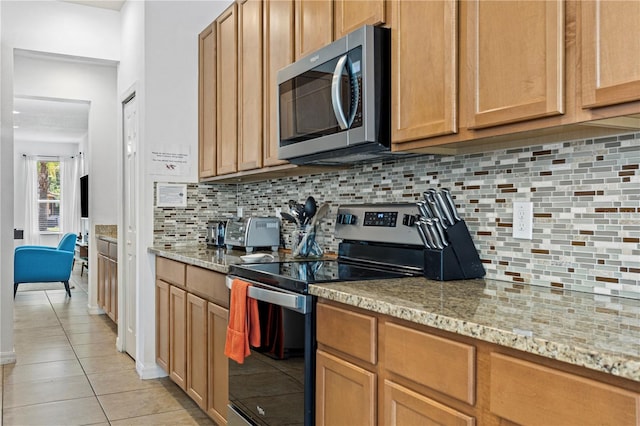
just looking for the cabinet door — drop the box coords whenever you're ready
[97,254,107,310]
[295,0,333,59]
[383,380,474,426]
[169,286,187,390]
[216,4,238,175]
[316,350,376,426]
[334,0,385,39]
[464,0,564,129]
[186,293,208,409]
[490,353,640,426]
[238,0,263,171]
[207,302,229,425]
[581,1,640,108]
[155,279,170,373]
[390,0,458,144]
[108,258,118,322]
[199,22,217,179]
[263,0,294,167]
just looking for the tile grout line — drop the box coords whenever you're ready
[46,282,115,426]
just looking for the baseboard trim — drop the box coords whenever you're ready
[136,361,168,380]
[87,303,105,315]
[1,350,17,365]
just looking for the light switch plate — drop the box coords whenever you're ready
[513,201,533,240]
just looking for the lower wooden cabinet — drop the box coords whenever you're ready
[318,299,640,426]
[155,279,170,372]
[96,238,117,322]
[169,285,187,390]
[187,293,208,408]
[490,353,640,426]
[316,350,376,426]
[155,257,229,424]
[207,302,229,425]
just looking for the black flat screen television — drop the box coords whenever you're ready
[80,174,89,218]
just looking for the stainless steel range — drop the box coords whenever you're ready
[226,204,426,426]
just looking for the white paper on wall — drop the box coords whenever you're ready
[150,146,190,177]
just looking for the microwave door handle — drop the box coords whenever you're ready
[331,54,350,130]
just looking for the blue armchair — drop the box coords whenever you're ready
[14,233,77,297]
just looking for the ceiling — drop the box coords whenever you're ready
[61,0,125,11]
[13,97,90,144]
[14,1,122,145]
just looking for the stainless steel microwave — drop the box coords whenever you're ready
[277,25,393,165]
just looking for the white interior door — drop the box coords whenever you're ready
[123,94,138,359]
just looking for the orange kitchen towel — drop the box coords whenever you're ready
[224,279,261,364]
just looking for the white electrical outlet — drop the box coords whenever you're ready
[275,207,282,218]
[513,201,533,240]
[237,206,244,217]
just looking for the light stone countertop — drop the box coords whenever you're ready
[148,244,292,274]
[310,277,640,383]
[149,244,640,383]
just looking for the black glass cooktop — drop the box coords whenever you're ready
[229,260,419,294]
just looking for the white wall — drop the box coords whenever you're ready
[119,0,231,379]
[13,54,118,227]
[0,0,120,363]
[1,0,120,61]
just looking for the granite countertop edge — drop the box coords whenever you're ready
[148,245,640,383]
[309,284,640,383]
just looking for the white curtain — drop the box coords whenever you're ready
[23,156,40,245]
[61,156,80,237]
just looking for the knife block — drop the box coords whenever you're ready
[423,220,486,281]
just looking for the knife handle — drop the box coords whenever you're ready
[441,188,462,222]
[435,192,455,226]
[421,220,440,250]
[426,197,448,229]
[415,222,431,249]
[432,217,449,247]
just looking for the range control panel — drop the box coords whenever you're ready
[363,211,398,227]
[335,204,423,246]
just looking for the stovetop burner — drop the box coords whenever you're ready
[228,260,419,294]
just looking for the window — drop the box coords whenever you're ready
[37,160,61,232]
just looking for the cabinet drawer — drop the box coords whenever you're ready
[156,257,186,287]
[490,353,640,426]
[186,265,228,308]
[317,303,376,365]
[96,239,109,256]
[384,322,475,405]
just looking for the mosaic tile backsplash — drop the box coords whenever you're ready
[154,132,640,299]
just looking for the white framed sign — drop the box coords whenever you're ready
[156,183,187,207]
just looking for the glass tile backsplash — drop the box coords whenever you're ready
[154,132,640,299]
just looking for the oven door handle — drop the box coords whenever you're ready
[226,276,310,314]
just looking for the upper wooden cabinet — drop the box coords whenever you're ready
[390,0,458,144]
[238,0,264,171]
[198,23,216,179]
[216,4,238,176]
[334,0,386,39]
[295,0,333,59]
[581,0,640,109]
[263,0,294,167]
[464,0,564,129]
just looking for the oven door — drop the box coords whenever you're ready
[226,276,315,426]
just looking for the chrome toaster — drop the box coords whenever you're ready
[224,217,280,253]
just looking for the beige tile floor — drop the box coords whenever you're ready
[2,265,216,426]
